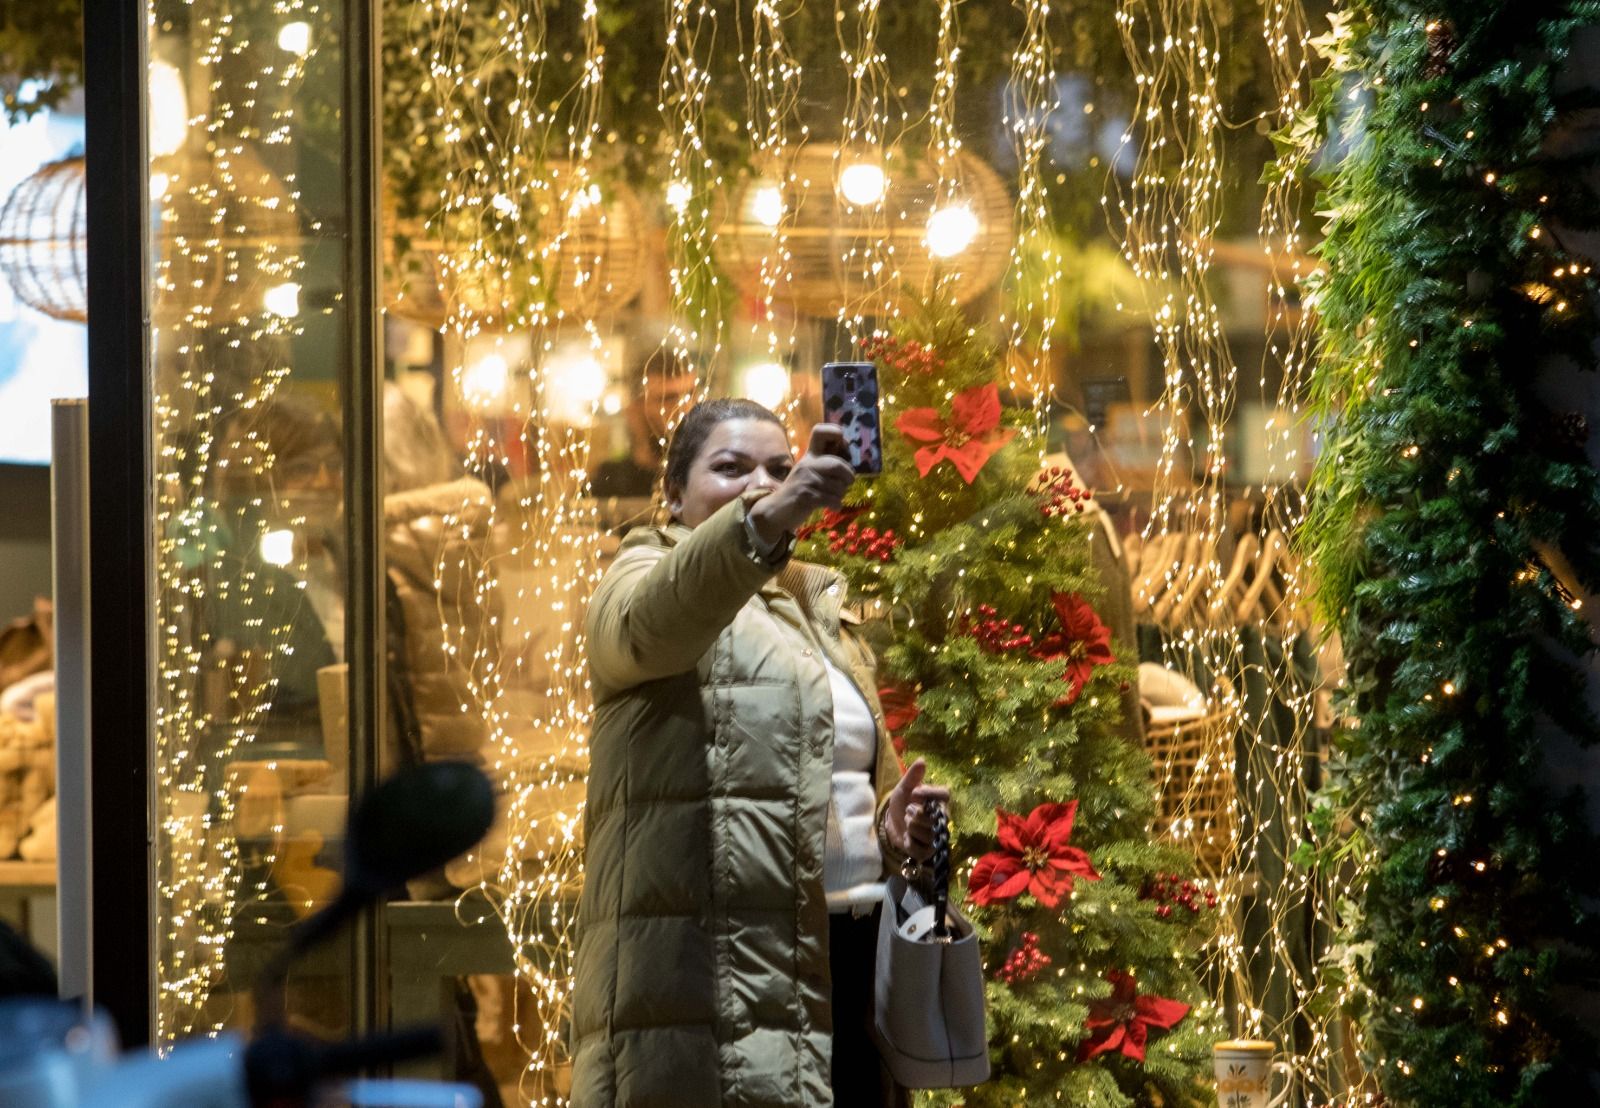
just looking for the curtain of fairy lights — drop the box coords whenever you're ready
[1256,0,1321,539]
[1111,0,1367,1101]
[926,0,963,318]
[504,2,606,1097]
[1255,0,1376,1094]
[1111,0,1246,1033]
[1111,0,1233,544]
[418,0,608,1100]
[999,0,1062,436]
[832,0,898,339]
[150,0,315,1044]
[739,0,804,388]
[660,0,727,399]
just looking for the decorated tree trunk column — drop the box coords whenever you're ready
[804,303,1218,1106]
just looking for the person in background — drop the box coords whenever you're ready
[381,382,499,775]
[209,394,345,744]
[571,398,949,1108]
[381,381,505,1106]
[589,349,697,499]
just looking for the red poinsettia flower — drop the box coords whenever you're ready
[1030,592,1115,706]
[967,799,1101,909]
[893,383,1018,484]
[1077,969,1190,1063]
[878,684,920,758]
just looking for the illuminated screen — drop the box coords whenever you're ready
[0,96,87,466]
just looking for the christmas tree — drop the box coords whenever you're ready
[804,304,1218,1106]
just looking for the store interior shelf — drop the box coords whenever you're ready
[0,861,55,887]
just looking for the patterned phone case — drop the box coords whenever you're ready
[821,361,882,475]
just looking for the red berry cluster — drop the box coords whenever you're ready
[994,932,1051,985]
[1139,873,1218,918]
[860,334,943,376]
[824,521,900,562]
[963,604,1034,652]
[1027,466,1092,518]
[796,506,866,541]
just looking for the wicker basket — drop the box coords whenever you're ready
[1144,682,1239,876]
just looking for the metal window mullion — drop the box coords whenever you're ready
[343,0,386,1048]
[83,0,155,1047]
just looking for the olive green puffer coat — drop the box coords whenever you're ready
[571,492,905,1108]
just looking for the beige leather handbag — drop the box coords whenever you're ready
[871,802,991,1089]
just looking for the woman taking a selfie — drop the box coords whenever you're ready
[570,398,949,1108]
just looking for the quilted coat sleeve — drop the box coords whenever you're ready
[587,492,781,691]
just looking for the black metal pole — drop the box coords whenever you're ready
[82,0,154,1047]
[345,0,386,1047]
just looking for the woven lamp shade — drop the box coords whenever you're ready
[385,163,646,327]
[717,146,1013,319]
[0,156,87,322]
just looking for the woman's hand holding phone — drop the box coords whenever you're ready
[747,424,856,547]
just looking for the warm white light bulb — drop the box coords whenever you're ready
[665,180,692,213]
[259,529,295,568]
[926,204,979,258]
[741,362,789,410]
[749,185,785,228]
[277,21,312,56]
[148,60,189,159]
[546,349,608,427]
[461,352,511,412]
[262,282,301,318]
[839,162,886,207]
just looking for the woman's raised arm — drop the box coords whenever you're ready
[586,492,779,690]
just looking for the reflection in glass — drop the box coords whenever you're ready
[148,0,351,1045]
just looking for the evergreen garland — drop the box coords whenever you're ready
[1300,1,1600,1102]
[806,304,1217,1106]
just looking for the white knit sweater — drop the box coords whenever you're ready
[821,654,886,913]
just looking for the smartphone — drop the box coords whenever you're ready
[820,361,883,475]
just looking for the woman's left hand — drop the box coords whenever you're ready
[882,758,952,864]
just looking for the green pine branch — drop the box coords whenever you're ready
[1298,1,1600,1103]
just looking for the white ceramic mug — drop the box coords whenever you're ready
[1213,1039,1293,1108]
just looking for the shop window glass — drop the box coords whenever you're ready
[148,0,355,1043]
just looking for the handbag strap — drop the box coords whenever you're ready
[929,800,951,939]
